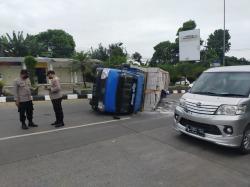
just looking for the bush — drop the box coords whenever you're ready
[158,64,179,83]
[3,90,13,96]
[0,81,4,96]
[0,81,4,88]
[104,56,127,68]
[159,62,208,84]
[169,85,189,92]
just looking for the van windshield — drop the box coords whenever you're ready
[191,72,250,97]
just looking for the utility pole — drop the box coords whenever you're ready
[223,0,226,66]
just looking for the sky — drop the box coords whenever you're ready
[0,0,250,60]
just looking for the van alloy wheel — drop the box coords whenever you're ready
[240,128,250,154]
[243,130,250,150]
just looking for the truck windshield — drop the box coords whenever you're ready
[191,72,250,97]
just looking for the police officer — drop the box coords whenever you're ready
[14,70,38,130]
[47,70,64,128]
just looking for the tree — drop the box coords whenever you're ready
[150,20,199,66]
[85,61,102,82]
[36,29,76,58]
[89,42,127,67]
[176,20,197,36]
[0,31,46,57]
[150,41,177,66]
[132,52,143,65]
[225,56,250,66]
[109,43,127,57]
[158,63,179,84]
[0,37,4,56]
[108,55,127,67]
[25,34,45,57]
[1,31,28,57]
[90,44,109,61]
[0,80,4,96]
[24,56,37,86]
[200,48,219,66]
[159,62,207,84]
[105,43,127,67]
[72,51,89,88]
[207,29,231,63]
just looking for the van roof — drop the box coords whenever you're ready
[205,65,250,73]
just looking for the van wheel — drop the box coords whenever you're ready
[240,126,250,154]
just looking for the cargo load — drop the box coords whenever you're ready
[130,66,170,111]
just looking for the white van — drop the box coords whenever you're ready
[174,66,250,154]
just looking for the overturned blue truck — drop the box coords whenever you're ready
[90,67,145,114]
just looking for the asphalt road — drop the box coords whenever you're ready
[0,95,250,187]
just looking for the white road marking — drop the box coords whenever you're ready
[0,117,131,142]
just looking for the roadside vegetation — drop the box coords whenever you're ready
[0,80,4,96]
[0,20,250,85]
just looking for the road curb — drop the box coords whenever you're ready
[0,94,93,103]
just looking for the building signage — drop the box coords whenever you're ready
[179,29,200,61]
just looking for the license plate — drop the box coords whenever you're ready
[186,125,205,137]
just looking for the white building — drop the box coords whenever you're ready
[0,57,101,85]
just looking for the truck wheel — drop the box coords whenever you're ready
[240,126,250,154]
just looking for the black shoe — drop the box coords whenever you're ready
[51,121,58,126]
[22,123,29,130]
[28,122,38,127]
[55,123,65,128]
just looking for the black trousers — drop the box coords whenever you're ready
[18,101,33,123]
[51,98,64,123]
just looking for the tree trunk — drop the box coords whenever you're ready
[80,64,87,88]
[82,72,87,88]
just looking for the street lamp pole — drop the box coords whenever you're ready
[223,0,226,66]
